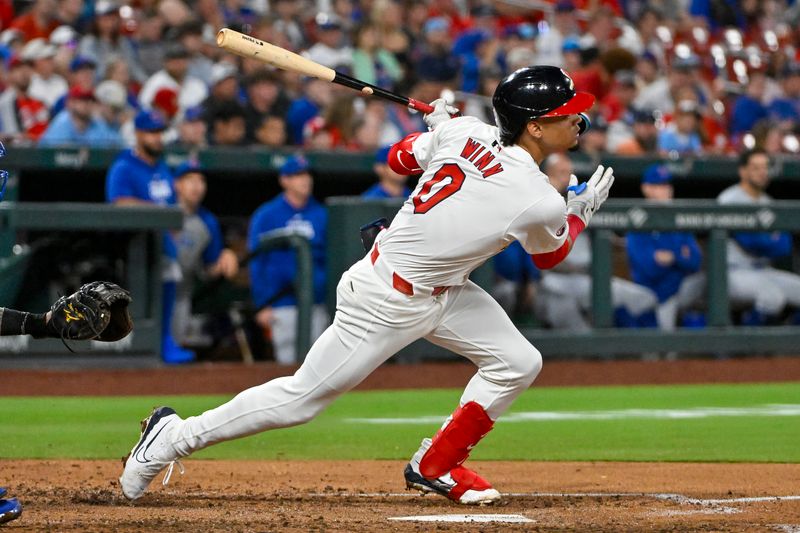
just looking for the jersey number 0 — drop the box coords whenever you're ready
[412,163,466,214]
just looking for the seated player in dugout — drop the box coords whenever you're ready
[171,161,239,348]
[361,144,412,199]
[120,66,615,505]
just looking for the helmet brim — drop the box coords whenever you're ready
[540,92,595,117]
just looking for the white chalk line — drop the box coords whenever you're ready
[310,490,800,506]
[345,404,800,425]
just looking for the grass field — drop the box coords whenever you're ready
[1,382,798,462]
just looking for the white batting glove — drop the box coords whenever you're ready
[566,165,615,226]
[423,98,459,131]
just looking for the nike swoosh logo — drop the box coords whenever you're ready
[134,422,170,464]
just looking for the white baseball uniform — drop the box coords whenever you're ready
[168,117,571,457]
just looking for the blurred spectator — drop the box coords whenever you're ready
[505,46,537,74]
[286,77,334,145]
[105,110,191,363]
[462,64,502,124]
[10,0,60,42]
[412,17,458,86]
[0,28,25,58]
[206,62,239,105]
[717,148,800,325]
[353,99,403,149]
[136,10,166,77]
[171,161,239,347]
[304,94,357,149]
[50,55,97,116]
[103,56,138,109]
[48,25,79,77]
[78,0,147,83]
[38,85,122,146]
[658,99,703,155]
[373,0,410,66]
[95,79,132,142]
[361,144,410,199]
[304,12,352,70]
[492,240,540,319]
[243,69,291,143]
[578,113,609,157]
[453,27,492,93]
[0,56,49,143]
[151,87,180,124]
[172,19,214,82]
[254,113,287,148]
[600,69,638,122]
[535,153,658,331]
[139,42,207,116]
[560,37,582,73]
[58,0,85,31]
[767,64,800,125]
[635,54,703,114]
[627,165,704,330]
[352,22,403,89]
[271,0,306,51]
[173,105,207,148]
[607,107,659,155]
[207,99,246,146]
[24,38,67,111]
[248,154,328,365]
[535,0,579,67]
[731,71,769,136]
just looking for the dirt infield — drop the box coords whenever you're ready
[2,460,799,531]
[2,357,800,531]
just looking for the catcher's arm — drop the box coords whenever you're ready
[0,281,133,343]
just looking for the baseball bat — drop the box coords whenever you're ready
[216,28,434,114]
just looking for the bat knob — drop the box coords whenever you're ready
[362,87,374,95]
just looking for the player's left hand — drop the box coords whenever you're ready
[211,248,239,279]
[423,99,459,131]
[47,281,133,342]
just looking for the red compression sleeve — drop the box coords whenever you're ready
[531,214,586,269]
[387,132,423,175]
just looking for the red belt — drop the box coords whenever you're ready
[370,245,449,297]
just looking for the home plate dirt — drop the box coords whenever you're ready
[2,460,799,531]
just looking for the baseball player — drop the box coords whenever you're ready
[119,66,615,505]
[627,164,704,330]
[536,153,658,330]
[717,148,800,323]
[361,145,412,199]
[249,155,329,365]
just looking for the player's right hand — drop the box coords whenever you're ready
[255,307,273,330]
[565,165,615,226]
[423,99,458,131]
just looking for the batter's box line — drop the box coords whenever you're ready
[308,490,800,506]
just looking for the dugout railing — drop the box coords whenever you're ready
[327,197,800,359]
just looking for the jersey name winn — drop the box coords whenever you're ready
[377,116,569,288]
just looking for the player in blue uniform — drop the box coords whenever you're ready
[105,110,193,363]
[627,164,704,330]
[361,145,412,199]
[249,155,329,364]
[492,241,541,318]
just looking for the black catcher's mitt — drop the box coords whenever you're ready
[48,281,133,342]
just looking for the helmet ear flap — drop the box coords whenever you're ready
[577,113,591,135]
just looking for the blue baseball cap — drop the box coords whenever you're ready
[183,105,204,122]
[134,109,168,132]
[174,160,203,179]
[69,55,96,72]
[642,164,672,185]
[424,17,449,35]
[279,155,310,177]
[374,145,392,164]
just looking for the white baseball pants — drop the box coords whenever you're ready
[169,255,542,457]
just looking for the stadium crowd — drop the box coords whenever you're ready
[0,0,796,155]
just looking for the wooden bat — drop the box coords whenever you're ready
[216,28,434,114]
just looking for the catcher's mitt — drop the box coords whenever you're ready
[48,281,133,342]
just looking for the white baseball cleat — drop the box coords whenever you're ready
[404,438,501,505]
[119,406,183,500]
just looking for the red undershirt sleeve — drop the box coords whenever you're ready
[530,215,586,269]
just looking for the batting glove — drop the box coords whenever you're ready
[423,98,459,131]
[566,165,615,226]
